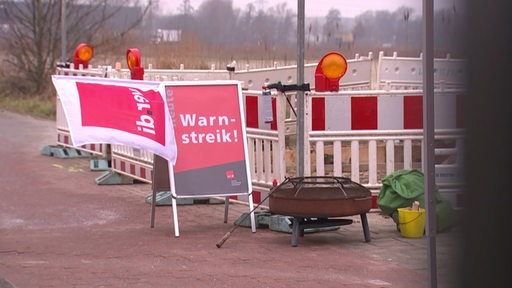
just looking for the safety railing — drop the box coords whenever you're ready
[51,52,467,210]
[302,89,466,209]
[306,129,464,206]
[109,144,155,183]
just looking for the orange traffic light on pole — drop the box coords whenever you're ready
[126,48,144,80]
[314,52,348,92]
[73,43,94,69]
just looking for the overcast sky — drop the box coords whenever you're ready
[160,0,464,18]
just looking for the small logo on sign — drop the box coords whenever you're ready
[226,170,235,179]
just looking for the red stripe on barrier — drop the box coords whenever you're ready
[351,97,377,130]
[312,97,325,131]
[403,95,423,129]
[456,193,464,208]
[251,191,261,204]
[270,98,277,130]
[371,195,378,209]
[140,167,146,180]
[245,95,259,128]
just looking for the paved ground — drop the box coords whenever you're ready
[0,110,463,287]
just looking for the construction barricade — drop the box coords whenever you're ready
[51,52,466,211]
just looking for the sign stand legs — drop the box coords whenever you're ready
[150,155,255,236]
[150,186,157,228]
[248,193,256,232]
[168,163,180,237]
[172,196,180,237]
[223,196,229,223]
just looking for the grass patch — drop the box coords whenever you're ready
[0,95,56,120]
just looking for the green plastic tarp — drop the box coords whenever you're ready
[377,169,455,232]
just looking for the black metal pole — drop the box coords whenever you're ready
[60,0,66,63]
[422,0,437,286]
[296,0,305,177]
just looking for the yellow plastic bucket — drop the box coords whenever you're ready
[397,207,425,238]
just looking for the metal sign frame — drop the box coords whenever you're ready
[152,80,255,237]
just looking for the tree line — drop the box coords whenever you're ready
[0,0,466,96]
[147,0,465,54]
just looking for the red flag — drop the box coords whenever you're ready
[52,75,177,164]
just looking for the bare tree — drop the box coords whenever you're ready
[267,2,294,46]
[0,0,152,97]
[392,6,415,50]
[178,0,194,15]
[195,0,237,45]
[323,8,341,44]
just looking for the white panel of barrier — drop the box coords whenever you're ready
[324,96,352,131]
[233,53,374,90]
[377,51,467,90]
[378,94,404,130]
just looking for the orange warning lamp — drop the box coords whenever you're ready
[126,48,144,80]
[314,52,348,92]
[73,43,94,69]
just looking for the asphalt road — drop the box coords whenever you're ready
[0,110,462,287]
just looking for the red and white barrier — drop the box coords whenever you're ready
[110,145,154,183]
[314,90,464,131]
[304,89,465,210]
[51,52,466,210]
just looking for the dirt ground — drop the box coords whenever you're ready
[0,110,462,288]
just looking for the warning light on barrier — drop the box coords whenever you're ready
[73,43,94,69]
[314,52,347,92]
[126,48,144,80]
